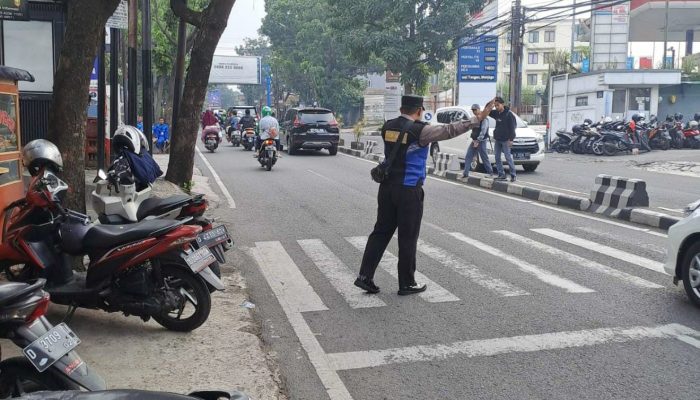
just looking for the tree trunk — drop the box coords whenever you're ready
[48,0,120,212]
[165,0,235,186]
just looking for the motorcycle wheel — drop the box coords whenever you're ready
[602,141,617,156]
[266,157,273,171]
[660,139,670,151]
[0,357,80,398]
[153,264,211,332]
[591,140,604,156]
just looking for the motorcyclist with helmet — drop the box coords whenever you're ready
[256,106,280,153]
[237,109,256,131]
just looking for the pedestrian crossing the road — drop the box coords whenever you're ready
[247,227,669,311]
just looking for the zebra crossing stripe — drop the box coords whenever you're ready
[298,239,387,309]
[253,241,328,313]
[531,228,667,275]
[416,239,530,297]
[447,232,595,293]
[345,236,460,303]
[494,231,663,289]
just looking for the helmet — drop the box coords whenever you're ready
[631,114,643,123]
[690,120,699,129]
[22,139,63,176]
[694,113,700,122]
[675,112,684,121]
[583,118,593,125]
[262,106,272,117]
[112,125,142,154]
[603,116,613,123]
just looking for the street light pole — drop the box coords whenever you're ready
[570,0,576,63]
[142,0,153,153]
[662,0,669,68]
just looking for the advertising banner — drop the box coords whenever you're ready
[0,0,28,21]
[209,56,262,85]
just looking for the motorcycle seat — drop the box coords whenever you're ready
[84,219,183,248]
[137,195,192,220]
[0,281,39,307]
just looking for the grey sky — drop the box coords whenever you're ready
[216,0,266,55]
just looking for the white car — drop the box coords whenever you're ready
[431,106,545,173]
[665,199,700,306]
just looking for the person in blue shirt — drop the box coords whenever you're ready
[153,117,170,153]
[136,115,144,132]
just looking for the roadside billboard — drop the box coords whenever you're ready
[209,55,262,85]
[457,35,498,107]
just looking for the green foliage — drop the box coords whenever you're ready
[181,180,194,194]
[152,0,208,76]
[328,0,481,94]
[236,37,270,106]
[261,0,379,114]
[353,118,366,142]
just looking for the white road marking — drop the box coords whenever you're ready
[416,239,530,297]
[658,207,684,214]
[298,239,386,309]
[575,226,667,257]
[677,335,700,349]
[532,228,667,275]
[307,169,332,180]
[254,241,328,313]
[447,232,594,293]
[338,153,668,238]
[495,231,663,289]
[196,147,236,209]
[248,244,352,400]
[326,323,700,371]
[517,180,588,196]
[345,236,460,302]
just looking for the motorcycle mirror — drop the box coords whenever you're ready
[94,169,108,183]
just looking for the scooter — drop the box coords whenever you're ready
[228,126,242,147]
[242,128,255,151]
[17,389,249,399]
[683,120,700,149]
[1,168,224,332]
[552,130,573,153]
[0,279,105,396]
[257,138,278,171]
[204,130,219,153]
[91,154,232,277]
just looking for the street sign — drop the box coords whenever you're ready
[0,0,28,21]
[106,0,128,29]
[457,35,498,83]
[626,57,634,70]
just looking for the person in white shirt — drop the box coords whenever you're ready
[257,106,280,153]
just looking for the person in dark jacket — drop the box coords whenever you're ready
[354,95,474,296]
[480,96,517,182]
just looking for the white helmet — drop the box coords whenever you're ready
[112,125,142,154]
[22,139,63,176]
[690,120,699,129]
[603,116,613,123]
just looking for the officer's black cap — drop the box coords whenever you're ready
[401,95,425,110]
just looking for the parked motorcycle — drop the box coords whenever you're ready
[669,114,686,149]
[1,169,223,332]
[646,117,671,150]
[91,154,232,281]
[242,128,255,151]
[17,389,249,400]
[257,138,278,171]
[683,120,700,149]
[0,279,105,397]
[551,129,573,153]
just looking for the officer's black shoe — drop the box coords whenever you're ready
[354,277,380,294]
[397,283,427,296]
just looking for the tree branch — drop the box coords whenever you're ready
[170,0,204,27]
[153,1,178,46]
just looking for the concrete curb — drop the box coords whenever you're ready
[339,146,680,230]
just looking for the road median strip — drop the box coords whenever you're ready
[338,146,681,231]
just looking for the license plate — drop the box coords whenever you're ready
[23,323,80,372]
[513,152,530,160]
[308,128,326,134]
[196,225,229,248]
[183,246,217,273]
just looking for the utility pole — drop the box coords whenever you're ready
[109,28,119,162]
[127,0,138,125]
[509,0,523,113]
[662,0,669,68]
[142,0,153,153]
[97,32,106,170]
[172,0,187,133]
[570,0,577,62]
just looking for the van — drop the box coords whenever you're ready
[432,106,545,172]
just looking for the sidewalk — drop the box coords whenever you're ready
[68,157,286,398]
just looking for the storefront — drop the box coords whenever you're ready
[0,66,34,238]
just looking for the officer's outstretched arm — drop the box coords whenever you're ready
[419,120,472,147]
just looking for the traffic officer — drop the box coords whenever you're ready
[354,95,474,296]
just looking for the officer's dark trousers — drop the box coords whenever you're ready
[359,182,424,288]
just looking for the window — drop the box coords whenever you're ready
[3,21,54,92]
[572,51,583,63]
[527,74,538,85]
[543,52,553,64]
[575,96,588,106]
[628,88,651,112]
[612,89,626,113]
[528,31,539,43]
[528,52,539,64]
[299,111,334,124]
[544,30,556,42]
[437,111,453,124]
[505,52,511,66]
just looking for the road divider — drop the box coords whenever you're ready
[433,152,460,177]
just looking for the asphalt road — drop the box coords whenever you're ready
[341,131,700,215]
[198,142,700,400]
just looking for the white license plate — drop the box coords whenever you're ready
[183,246,217,273]
[23,323,80,372]
[308,128,326,134]
[514,152,530,160]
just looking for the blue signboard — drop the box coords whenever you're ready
[458,35,498,83]
[626,57,634,70]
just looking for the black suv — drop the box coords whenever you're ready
[280,107,340,155]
